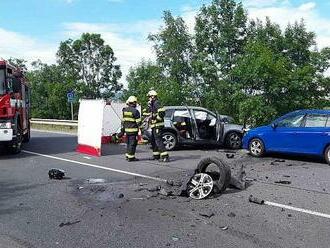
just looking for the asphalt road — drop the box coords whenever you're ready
[1,130,330,248]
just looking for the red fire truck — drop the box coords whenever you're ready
[0,60,30,154]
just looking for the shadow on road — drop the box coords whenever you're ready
[265,152,326,165]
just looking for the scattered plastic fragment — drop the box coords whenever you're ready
[199,212,215,218]
[171,236,179,242]
[87,178,105,184]
[226,153,235,159]
[48,169,65,180]
[275,180,291,185]
[59,220,81,227]
[249,195,264,205]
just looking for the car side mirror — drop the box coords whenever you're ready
[271,123,278,129]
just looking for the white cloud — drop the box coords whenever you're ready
[1,1,329,89]
[243,0,286,8]
[298,2,316,11]
[62,21,159,87]
[0,28,57,65]
[246,1,330,49]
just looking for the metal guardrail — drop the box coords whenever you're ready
[30,119,78,127]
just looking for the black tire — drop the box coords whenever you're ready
[23,124,31,143]
[162,132,177,151]
[195,157,231,194]
[225,132,242,149]
[325,146,330,165]
[248,138,265,157]
[9,125,23,154]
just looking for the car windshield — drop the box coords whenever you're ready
[220,115,234,123]
[0,69,5,95]
[277,114,305,127]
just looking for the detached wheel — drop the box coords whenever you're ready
[225,132,242,149]
[325,146,330,165]
[162,132,177,151]
[249,138,265,157]
[187,173,214,200]
[195,157,231,194]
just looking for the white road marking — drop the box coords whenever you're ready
[22,150,167,183]
[265,201,330,219]
[22,149,330,219]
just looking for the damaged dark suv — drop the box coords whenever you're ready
[142,106,245,151]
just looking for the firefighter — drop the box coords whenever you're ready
[146,90,170,162]
[122,96,141,162]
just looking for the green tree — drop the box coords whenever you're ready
[148,11,195,104]
[57,33,122,99]
[28,61,77,119]
[234,19,330,125]
[7,58,28,73]
[124,61,164,106]
[194,0,248,114]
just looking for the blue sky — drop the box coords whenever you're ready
[0,0,329,85]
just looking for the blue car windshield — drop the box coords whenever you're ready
[276,114,305,127]
[0,69,5,95]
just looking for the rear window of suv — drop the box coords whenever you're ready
[305,114,328,127]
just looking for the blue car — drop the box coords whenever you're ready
[242,110,330,164]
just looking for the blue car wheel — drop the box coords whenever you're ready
[249,138,265,157]
[325,146,330,165]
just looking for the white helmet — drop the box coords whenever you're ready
[147,90,158,97]
[126,96,137,104]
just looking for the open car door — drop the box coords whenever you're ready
[216,112,224,143]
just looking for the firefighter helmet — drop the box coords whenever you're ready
[127,96,138,104]
[147,90,158,97]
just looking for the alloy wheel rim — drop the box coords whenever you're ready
[187,173,214,200]
[163,135,175,150]
[229,133,241,148]
[250,140,262,155]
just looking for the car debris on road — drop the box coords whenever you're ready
[48,168,65,180]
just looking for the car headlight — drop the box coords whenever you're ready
[0,122,11,129]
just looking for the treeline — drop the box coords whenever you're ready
[9,0,330,124]
[10,33,123,119]
[124,0,330,126]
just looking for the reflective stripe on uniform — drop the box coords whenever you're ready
[155,123,164,127]
[153,152,160,155]
[123,117,137,122]
[124,128,139,132]
[160,152,168,156]
[135,118,141,123]
[157,108,165,113]
[156,116,163,121]
[123,111,133,117]
[125,153,135,158]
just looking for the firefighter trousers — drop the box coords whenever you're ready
[151,128,169,159]
[126,134,138,159]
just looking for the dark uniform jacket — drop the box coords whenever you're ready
[122,106,141,135]
[147,99,165,129]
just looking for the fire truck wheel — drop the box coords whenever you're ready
[23,125,31,143]
[9,126,23,154]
